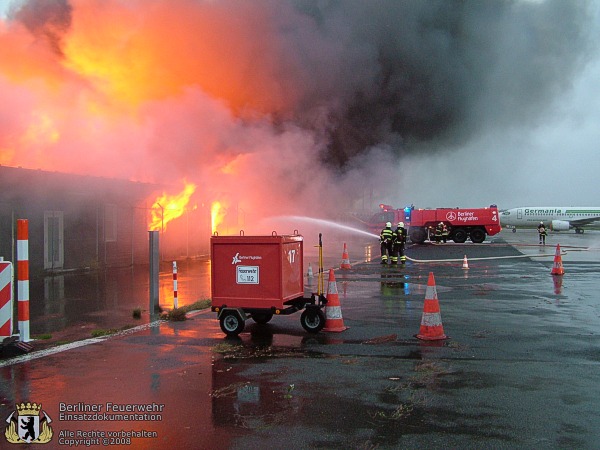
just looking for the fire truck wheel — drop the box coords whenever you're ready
[470,228,486,243]
[251,313,273,324]
[220,311,245,336]
[453,229,467,243]
[409,228,427,244]
[300,308,326,333]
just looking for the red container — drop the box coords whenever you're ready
[211,234,304,310]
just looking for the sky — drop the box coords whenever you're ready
[0,0,599,232]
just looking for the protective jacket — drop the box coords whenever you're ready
[380,226,394,263]
[380,226,394,243]
[393,226,408,264]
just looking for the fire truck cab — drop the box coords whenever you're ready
[364,204,413,234]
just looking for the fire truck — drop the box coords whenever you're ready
[407,206,501,244]
[363,204,501,244]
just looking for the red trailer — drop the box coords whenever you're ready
[210,232,326,336]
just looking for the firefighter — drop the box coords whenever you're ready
[380,222,394,264]
[537,221,547,245]
[393,222,408,264]
[441,222,449,244]
[435,222,443,244]
[427,225,434,242]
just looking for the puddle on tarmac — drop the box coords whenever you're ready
[28,259,211,336]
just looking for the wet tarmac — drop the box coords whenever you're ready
[1,229,600,449]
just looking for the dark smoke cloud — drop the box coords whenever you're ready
[2,0,597,216]
[277,0,595,168]
[12,0,72,56]
[6,0,595,171]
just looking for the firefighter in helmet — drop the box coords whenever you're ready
[393,221,408,264]
[380,222,394,264]
[441,222,449,243]
[435,222,443,244]
[537,221,547,245]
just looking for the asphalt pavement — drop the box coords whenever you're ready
[1,229,599,449]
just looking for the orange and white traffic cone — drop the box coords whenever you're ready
[551,244,565,276]
[323,269,348,332]
[340,243,351,269]
[462,255,469,270]
[416,272,447,341]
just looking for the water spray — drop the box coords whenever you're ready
[269,216,380,239]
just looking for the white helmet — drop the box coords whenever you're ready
[386,222,391,227]
[398,222,404,228]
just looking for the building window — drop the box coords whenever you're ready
[104,204,117,242]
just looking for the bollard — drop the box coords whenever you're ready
[17,220,30,342]
[149,231,159,315]
[172,261,178,309]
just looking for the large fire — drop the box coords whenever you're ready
[149,182,196,232]
[0,0,339,239]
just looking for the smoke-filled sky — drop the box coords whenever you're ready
[1,0,599,227]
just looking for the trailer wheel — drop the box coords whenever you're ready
[453,229,467,243]
[220,311,245,336]
[300,308,326,333]
[251,313,273,324]
[470,228,486,243]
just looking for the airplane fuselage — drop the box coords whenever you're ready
[500,207,600,233]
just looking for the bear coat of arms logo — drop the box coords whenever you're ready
[5,402,53,444]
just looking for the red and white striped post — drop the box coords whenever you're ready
[172,261,178,309]
[0,260,14,341]
[17,219,30,342]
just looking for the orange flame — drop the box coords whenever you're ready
[149,182,196,231]
[211,201,225,234]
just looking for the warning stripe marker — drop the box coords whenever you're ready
[17,219,30,342]
[0,261,13,340]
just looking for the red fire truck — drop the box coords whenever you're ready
[362,204,501,244]
[407,206,501,244]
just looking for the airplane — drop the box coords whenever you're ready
[500,207,600,233]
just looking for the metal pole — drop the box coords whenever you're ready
[149,231,159,315]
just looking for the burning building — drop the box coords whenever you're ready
[0,165,217,274]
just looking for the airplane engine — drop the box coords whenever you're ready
[551,220,570,231]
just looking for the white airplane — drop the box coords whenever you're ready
[500,207,600,233]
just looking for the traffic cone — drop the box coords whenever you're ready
[340,243,351,269]
[551,244,565,275]
[462,255,469,270]
[307,262,313,278]
[416,272,447,341]
[323,269,348,332]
